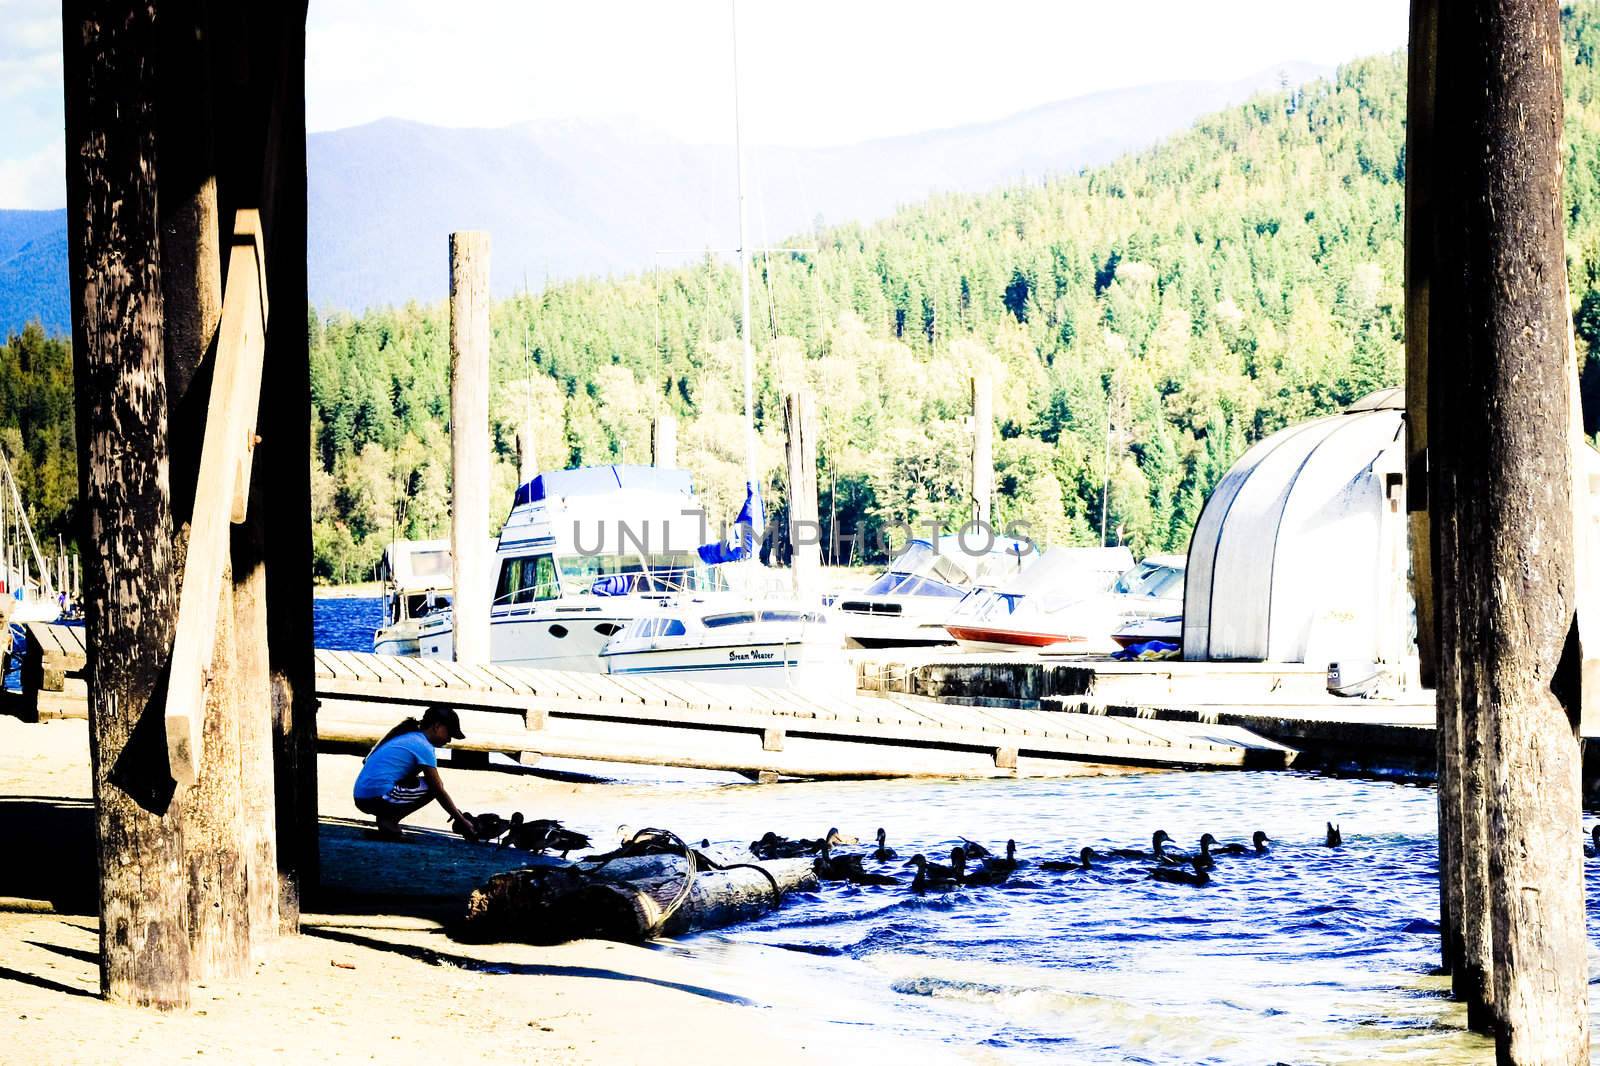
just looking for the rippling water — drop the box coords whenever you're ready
[310,598,1595,1062]
[315,594,382,653]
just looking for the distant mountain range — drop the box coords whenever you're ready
[0,209,68,336]
[0,62,1326,334]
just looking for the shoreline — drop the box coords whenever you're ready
[0,717,955,1065]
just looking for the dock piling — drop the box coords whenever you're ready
[784,391,819,596]
[449,231,491,665]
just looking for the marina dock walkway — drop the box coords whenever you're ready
[313,649,1296,778]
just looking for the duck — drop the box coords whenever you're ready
[1587,826,1600,858]
[749,831,816,860]
[905,848,965,884]
[1148,857,1211,887]
[457,811,511,843]
[1213,830,1271,856]
[959,838,993,860]
[499,814,592,857]
[963,847,1018,887]
[870,828,897,862]
[1039,847,1097,872]
[813,840,868,882]
[981,839,1023,875]
[911,867,958,894]
[1165,833,1217,870]
[1325,822,1343,848]
[1108,830,1176,862]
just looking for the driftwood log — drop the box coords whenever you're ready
[460,858,816,944]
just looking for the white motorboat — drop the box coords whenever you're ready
[373,539,454,656]
[418,464,739,670]
[942,546,1133,651]
[833,534,1036,648]
[599,601,852,698]
[946,550,1183,654]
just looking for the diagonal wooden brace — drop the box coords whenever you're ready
[165,210,268,787]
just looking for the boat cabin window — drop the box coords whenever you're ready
[496,554,560,605]
[702,612,755,628]
[633,617,688,638]
[410,550,452,580]
[758,610,828,625]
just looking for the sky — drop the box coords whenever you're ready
[0,0,1408,210]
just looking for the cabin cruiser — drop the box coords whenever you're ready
[832,534,1036,648]
[419,465,728,670]
[373,539,454,656]
[946,550,1184,654]
[417,465,849,693]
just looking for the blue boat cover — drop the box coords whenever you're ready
[513,465,693,508]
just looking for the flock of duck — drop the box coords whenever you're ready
[752,823,1347,893]
[457,813,1354,893]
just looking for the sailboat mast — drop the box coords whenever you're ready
[731,0,756,490]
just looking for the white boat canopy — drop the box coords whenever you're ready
[1182,387,1600,667]
[1182,390,1410,665]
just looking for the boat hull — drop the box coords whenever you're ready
[944,624,1103,654]
[602,639,853,697]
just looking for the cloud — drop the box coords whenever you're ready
[0,137,64,209]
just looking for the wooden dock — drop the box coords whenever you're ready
[19,621,88,722]
[313,649,1295,778]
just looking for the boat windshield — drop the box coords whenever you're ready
[557,552,729,596]
[863,541,969,597]
[1113,563,1186,599]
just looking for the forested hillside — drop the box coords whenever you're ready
[299,6,1600,579]
[13,7,1600,581]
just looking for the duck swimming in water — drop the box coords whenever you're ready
[870,828,897,862]
[1166,833,1217,870]
[1108,830,1175,862]
[1325,823,1343,848]
[964,842,1021,886]
[1039,847,1096,872]
[1149,857,1211,887]
[1586,826,1600,858]
[906,849,966,884]
[959,838,992,860]
[813,840,867,882]
[1213,830,1271,856]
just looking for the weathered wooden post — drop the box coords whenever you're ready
[784,392,820,596]
[651,413,677,469]
[450,232,491,664]
[1430,1,1589,1058]
[1404,0,1473,996]
[63,0,189,1008]
[971,375,993,530]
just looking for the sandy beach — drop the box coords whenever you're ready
[0,717,959,1065]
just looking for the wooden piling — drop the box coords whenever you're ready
[971,375,993,529]
[251,13,319,930]
[63,0,190,1008]
[651,413,677,469]
[449,232,491,665]
[784,392,819,596]
[1432,1,1589,1058]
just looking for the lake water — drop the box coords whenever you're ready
[313,595,1597,1063]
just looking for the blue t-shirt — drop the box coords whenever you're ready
[353,730,438,800]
